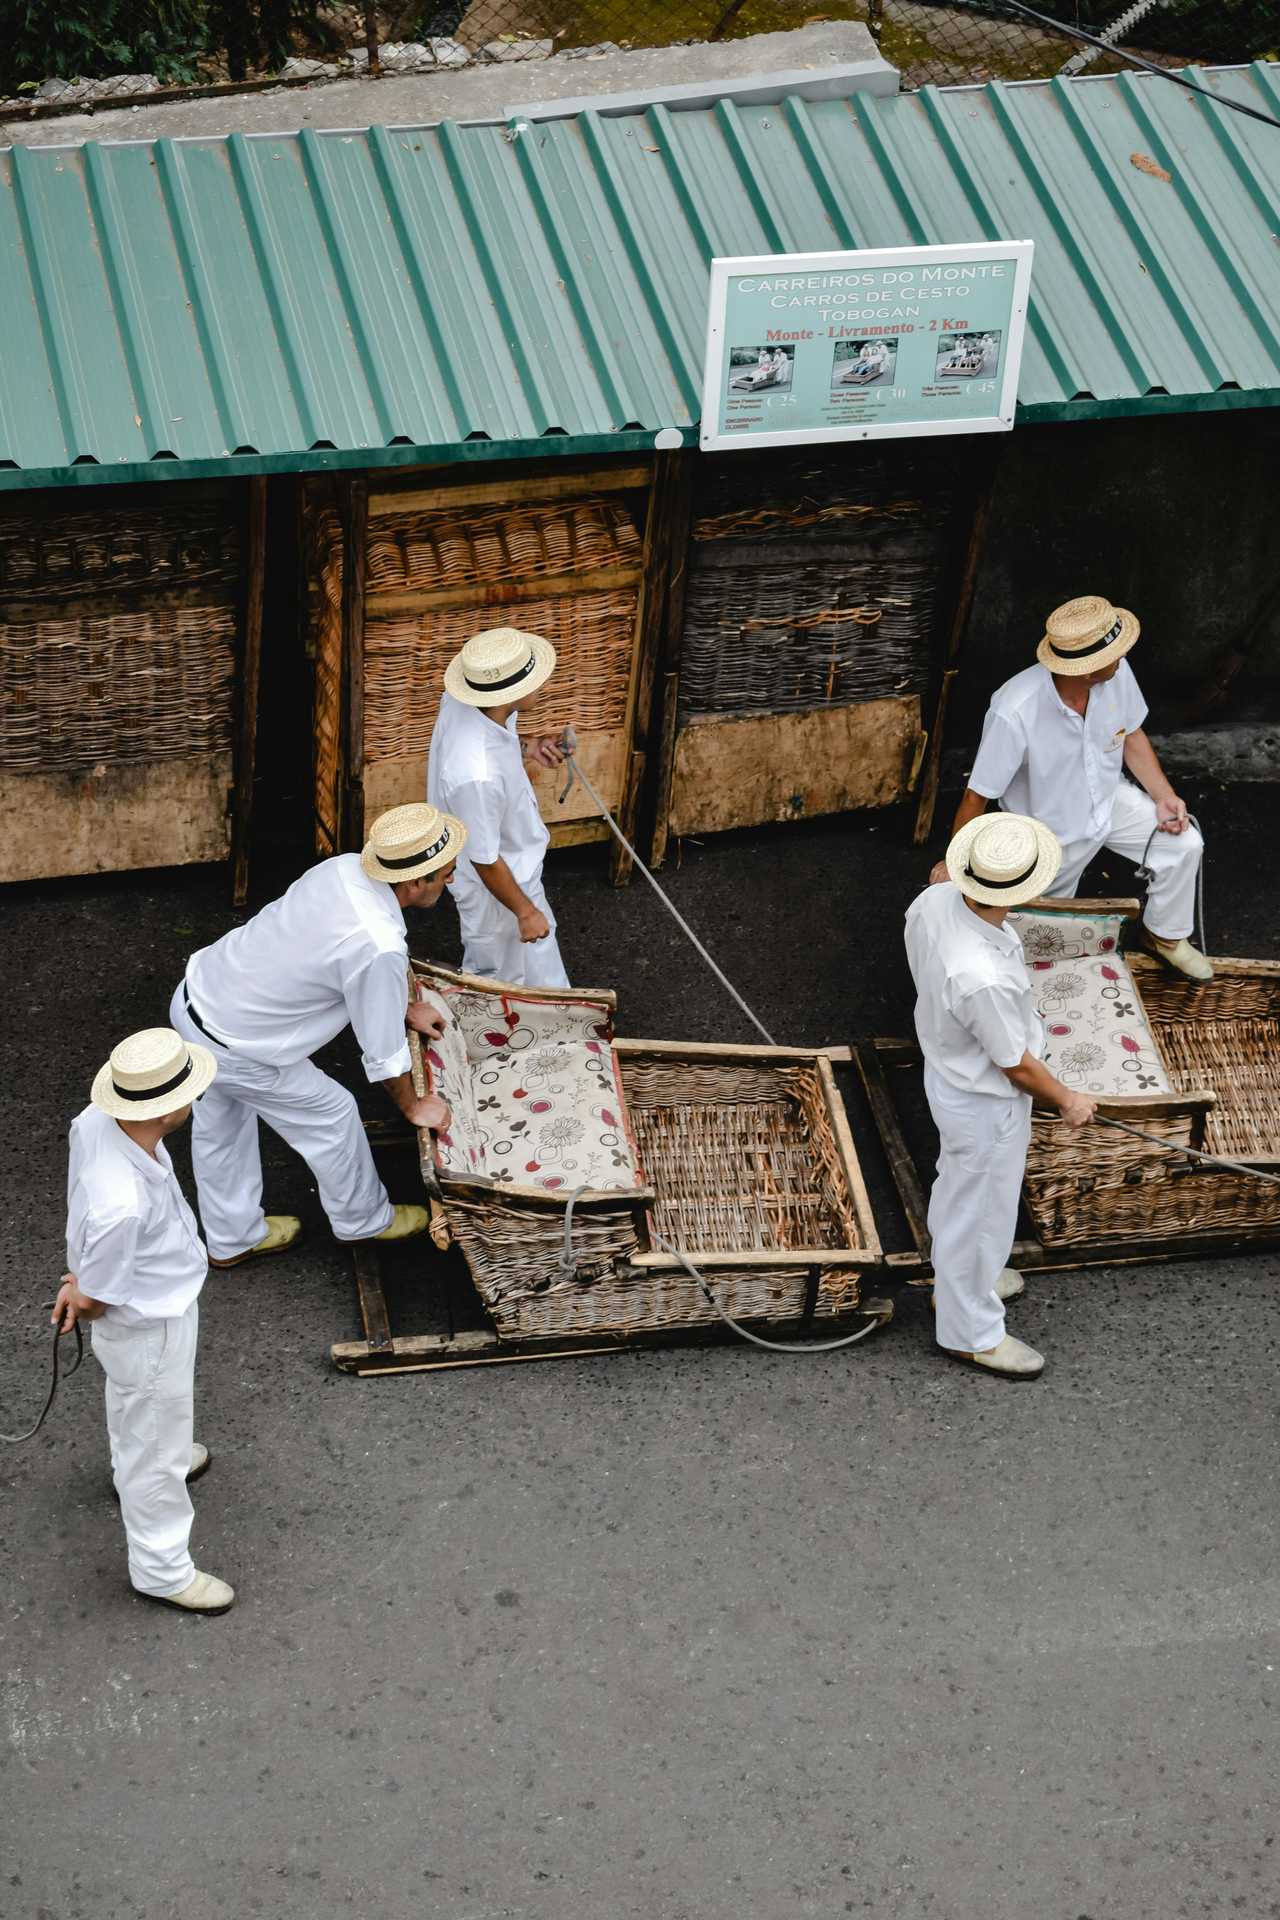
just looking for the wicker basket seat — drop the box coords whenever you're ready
[409,962,881,1343]
[1010,910,1171,1097]
[1011,902,1280,1251]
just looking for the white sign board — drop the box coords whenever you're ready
[700,240,1034,452]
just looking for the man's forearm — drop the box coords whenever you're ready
[948,787,991,841]
[1003,1051,1073,1109]
[1122,729,1175,805]
[471,857,532,919]
[381,1071,420,1119]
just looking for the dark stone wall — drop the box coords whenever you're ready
[949,408,1280,752]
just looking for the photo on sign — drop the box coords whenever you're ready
[934,330,1002,381]
[727,343,795,394]
[831,339,898,389]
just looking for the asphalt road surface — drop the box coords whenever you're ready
[3,784,1277,1920]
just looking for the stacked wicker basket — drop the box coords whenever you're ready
[307,486,645,852]
[662,445,960,842]
[0,487,241,882]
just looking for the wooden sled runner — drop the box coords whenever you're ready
[856,897,1280,1284]
[332,962,892,1374]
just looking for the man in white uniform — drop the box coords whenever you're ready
[931,594,1210,980]
[428,626,570,990]
[168,802,465,1268]
[55,1027,234,1614]
[907,813,1095,1379]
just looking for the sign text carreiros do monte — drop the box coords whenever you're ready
[700,241,1034,452]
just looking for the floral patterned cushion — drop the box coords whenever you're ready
[419,987,643,1193]
[1009,912,1172,1096]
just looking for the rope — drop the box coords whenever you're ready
[558,1186,883,1352]
[556,728,779,1046]
[990,0,1280,133]
[1,1317,83,1445]
[1092,1111,1280,1185]
[1134,811,1206,954]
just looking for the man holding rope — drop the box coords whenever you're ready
[931,595,1211,981]
[428,627,570,990]
[908,813,1095,1379]
[55,1027,233,1613]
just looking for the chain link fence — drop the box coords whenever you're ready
[2,0,1273,107]
[412,0,1278,86]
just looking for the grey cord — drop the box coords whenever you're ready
[558,1186,882,1352]
[1134,812,1206,954]
[1,1317,83,1445]
[557,733,778,1047]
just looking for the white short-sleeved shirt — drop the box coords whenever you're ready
[66,1106,207,1323]
[967,660,1148,848]
[904,883,1044,1100]
[185,854,412,1083]
[427,691,549,921]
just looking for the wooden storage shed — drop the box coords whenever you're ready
[0,480,264,891]
[304,457,685,879]
[651,445,968,864]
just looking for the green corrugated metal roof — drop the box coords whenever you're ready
[3,62,1280,488]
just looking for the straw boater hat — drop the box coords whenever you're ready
[1036,594,1139,676]
[946,812,1062,909]
[443,626,556,709]
[361,802,467,884]
[92,1027,217,1123]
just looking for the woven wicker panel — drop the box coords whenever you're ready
[366,501,640,594]
[680,447,955,721]
[446,1195,645,1334]
[1156,1018,1280,1165]
[1022,1107,1196,1247]
[621,1056,861,1252]
[461,1251,864,1341]
[364,589,636,765]
[0,501,239,600]
[308,504,344,852]
[0,603,236,776]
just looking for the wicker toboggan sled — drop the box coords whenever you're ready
[856,897,1280,1283]
[331,962,890,1373]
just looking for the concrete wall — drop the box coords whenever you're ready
[949,408,1280,752]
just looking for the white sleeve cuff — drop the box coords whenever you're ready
[364,1042,413,1084]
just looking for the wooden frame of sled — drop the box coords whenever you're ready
[856,897,1280,1283]
[332,963,892,1375]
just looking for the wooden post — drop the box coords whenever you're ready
[646,455,694,871]
[364,4,380,75]
[612,451,690,886]
[341,475,368,852]
[231,476,268,905]
[911,449,1002,847]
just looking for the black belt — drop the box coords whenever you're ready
[183,984,229,1050]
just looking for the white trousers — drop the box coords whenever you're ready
[170,987,393,1262]
[458,880,570,990]
[1052,780,1203,940]
[93,1301,199,1598]
[925,1067,1031,1354]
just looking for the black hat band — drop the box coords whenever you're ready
[464,653,537,693]
[963,856,1039,891]
[1047,615,1124,662]
[112,1054,195,1102]
[377,828,452,871]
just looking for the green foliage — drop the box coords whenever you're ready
[0,1,207,94]
[0,0,332,95]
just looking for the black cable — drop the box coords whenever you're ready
[1,1318,84,1445]
[987,0,1280,130]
